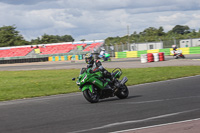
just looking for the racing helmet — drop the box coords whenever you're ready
[85,53,94,64]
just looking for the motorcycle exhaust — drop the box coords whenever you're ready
[120,76,128,85]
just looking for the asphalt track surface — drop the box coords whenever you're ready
[0,54,200,133]
[0,76,200,133]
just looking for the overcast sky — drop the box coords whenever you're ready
[0,0,200,41]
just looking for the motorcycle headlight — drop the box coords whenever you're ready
[76,81,80,85]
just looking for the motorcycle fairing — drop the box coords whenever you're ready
[81,84,93,92]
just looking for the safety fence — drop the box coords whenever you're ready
[115,46,200,58]
[48,55,83,61]
[0,57,48,64]
[0,54,84,64]
[0,47,199,64]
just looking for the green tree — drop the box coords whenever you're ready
[158,26,165,36]
[31,34,74,44]
[171,25,190,34]
[80,39,86,41]
[0,25,29,47]
[104,25,197,46]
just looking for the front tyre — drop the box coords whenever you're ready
[83,89,99,103]
[116,85,129,99]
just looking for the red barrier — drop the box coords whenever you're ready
[147,53,154,62]
[159,52,165,61]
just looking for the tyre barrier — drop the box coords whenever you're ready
[140,52,165,63]
[159,52,165,61]
[153,53,159,62]
[140,54,147,63]
[147,53,154,62]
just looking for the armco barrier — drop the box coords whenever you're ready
[159,48,170,55]
[78,55,83,60]
[126,51,138,58]
[0,57,48,64]
[0,54,83,64]
[189,47,200,54]
[115,47,200,59]
[137,50,147,57]
[115,52,127,58]
[147,49,159,53]
[180,47,189,55]
[48,55,82,62]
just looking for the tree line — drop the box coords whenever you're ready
[0,25,200,47]
[0,25,74,47]
[105,25,200,46]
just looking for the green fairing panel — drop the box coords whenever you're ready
[115,71,121,78]
[88,77,105,89]
[82,84,93,92]
[95,71,103,77]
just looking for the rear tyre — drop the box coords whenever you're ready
[83,89,99,103]
[116,85,129,99]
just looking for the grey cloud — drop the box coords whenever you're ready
[1,0,200,41]
[65,9,83,17]
[0,0,55,5]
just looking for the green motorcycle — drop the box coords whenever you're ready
[72,67,129,103]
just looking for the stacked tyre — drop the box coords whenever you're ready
[140,54,147,63]
[153,53,159,62]
[147,53,154,62]
[159,52,165,61]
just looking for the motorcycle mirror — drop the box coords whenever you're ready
[72,78,76,81]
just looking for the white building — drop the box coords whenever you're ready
[130,42,163,51]
[180,38,200,48]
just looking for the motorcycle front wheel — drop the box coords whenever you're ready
[116,85,129,99]
[83,89,99,103]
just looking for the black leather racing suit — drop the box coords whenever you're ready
[87,60,113,86]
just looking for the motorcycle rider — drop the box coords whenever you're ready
[173,45,178,54]
[99,49,106,61]
[172,45,183,58]
[85,53,113,89]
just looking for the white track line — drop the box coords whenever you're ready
[69,109,200,133]
[0,92,82,106]
[116,95,200,105]
[111,118,200,133]
[132,75,200,87]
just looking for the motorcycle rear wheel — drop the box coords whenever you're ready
[181,55,185,58]
[116,85,129,99]
[173,55,178,59]
[83,89,99,103]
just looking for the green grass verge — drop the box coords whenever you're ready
[0,66,200,101]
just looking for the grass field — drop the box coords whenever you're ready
[0,66,200,101]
